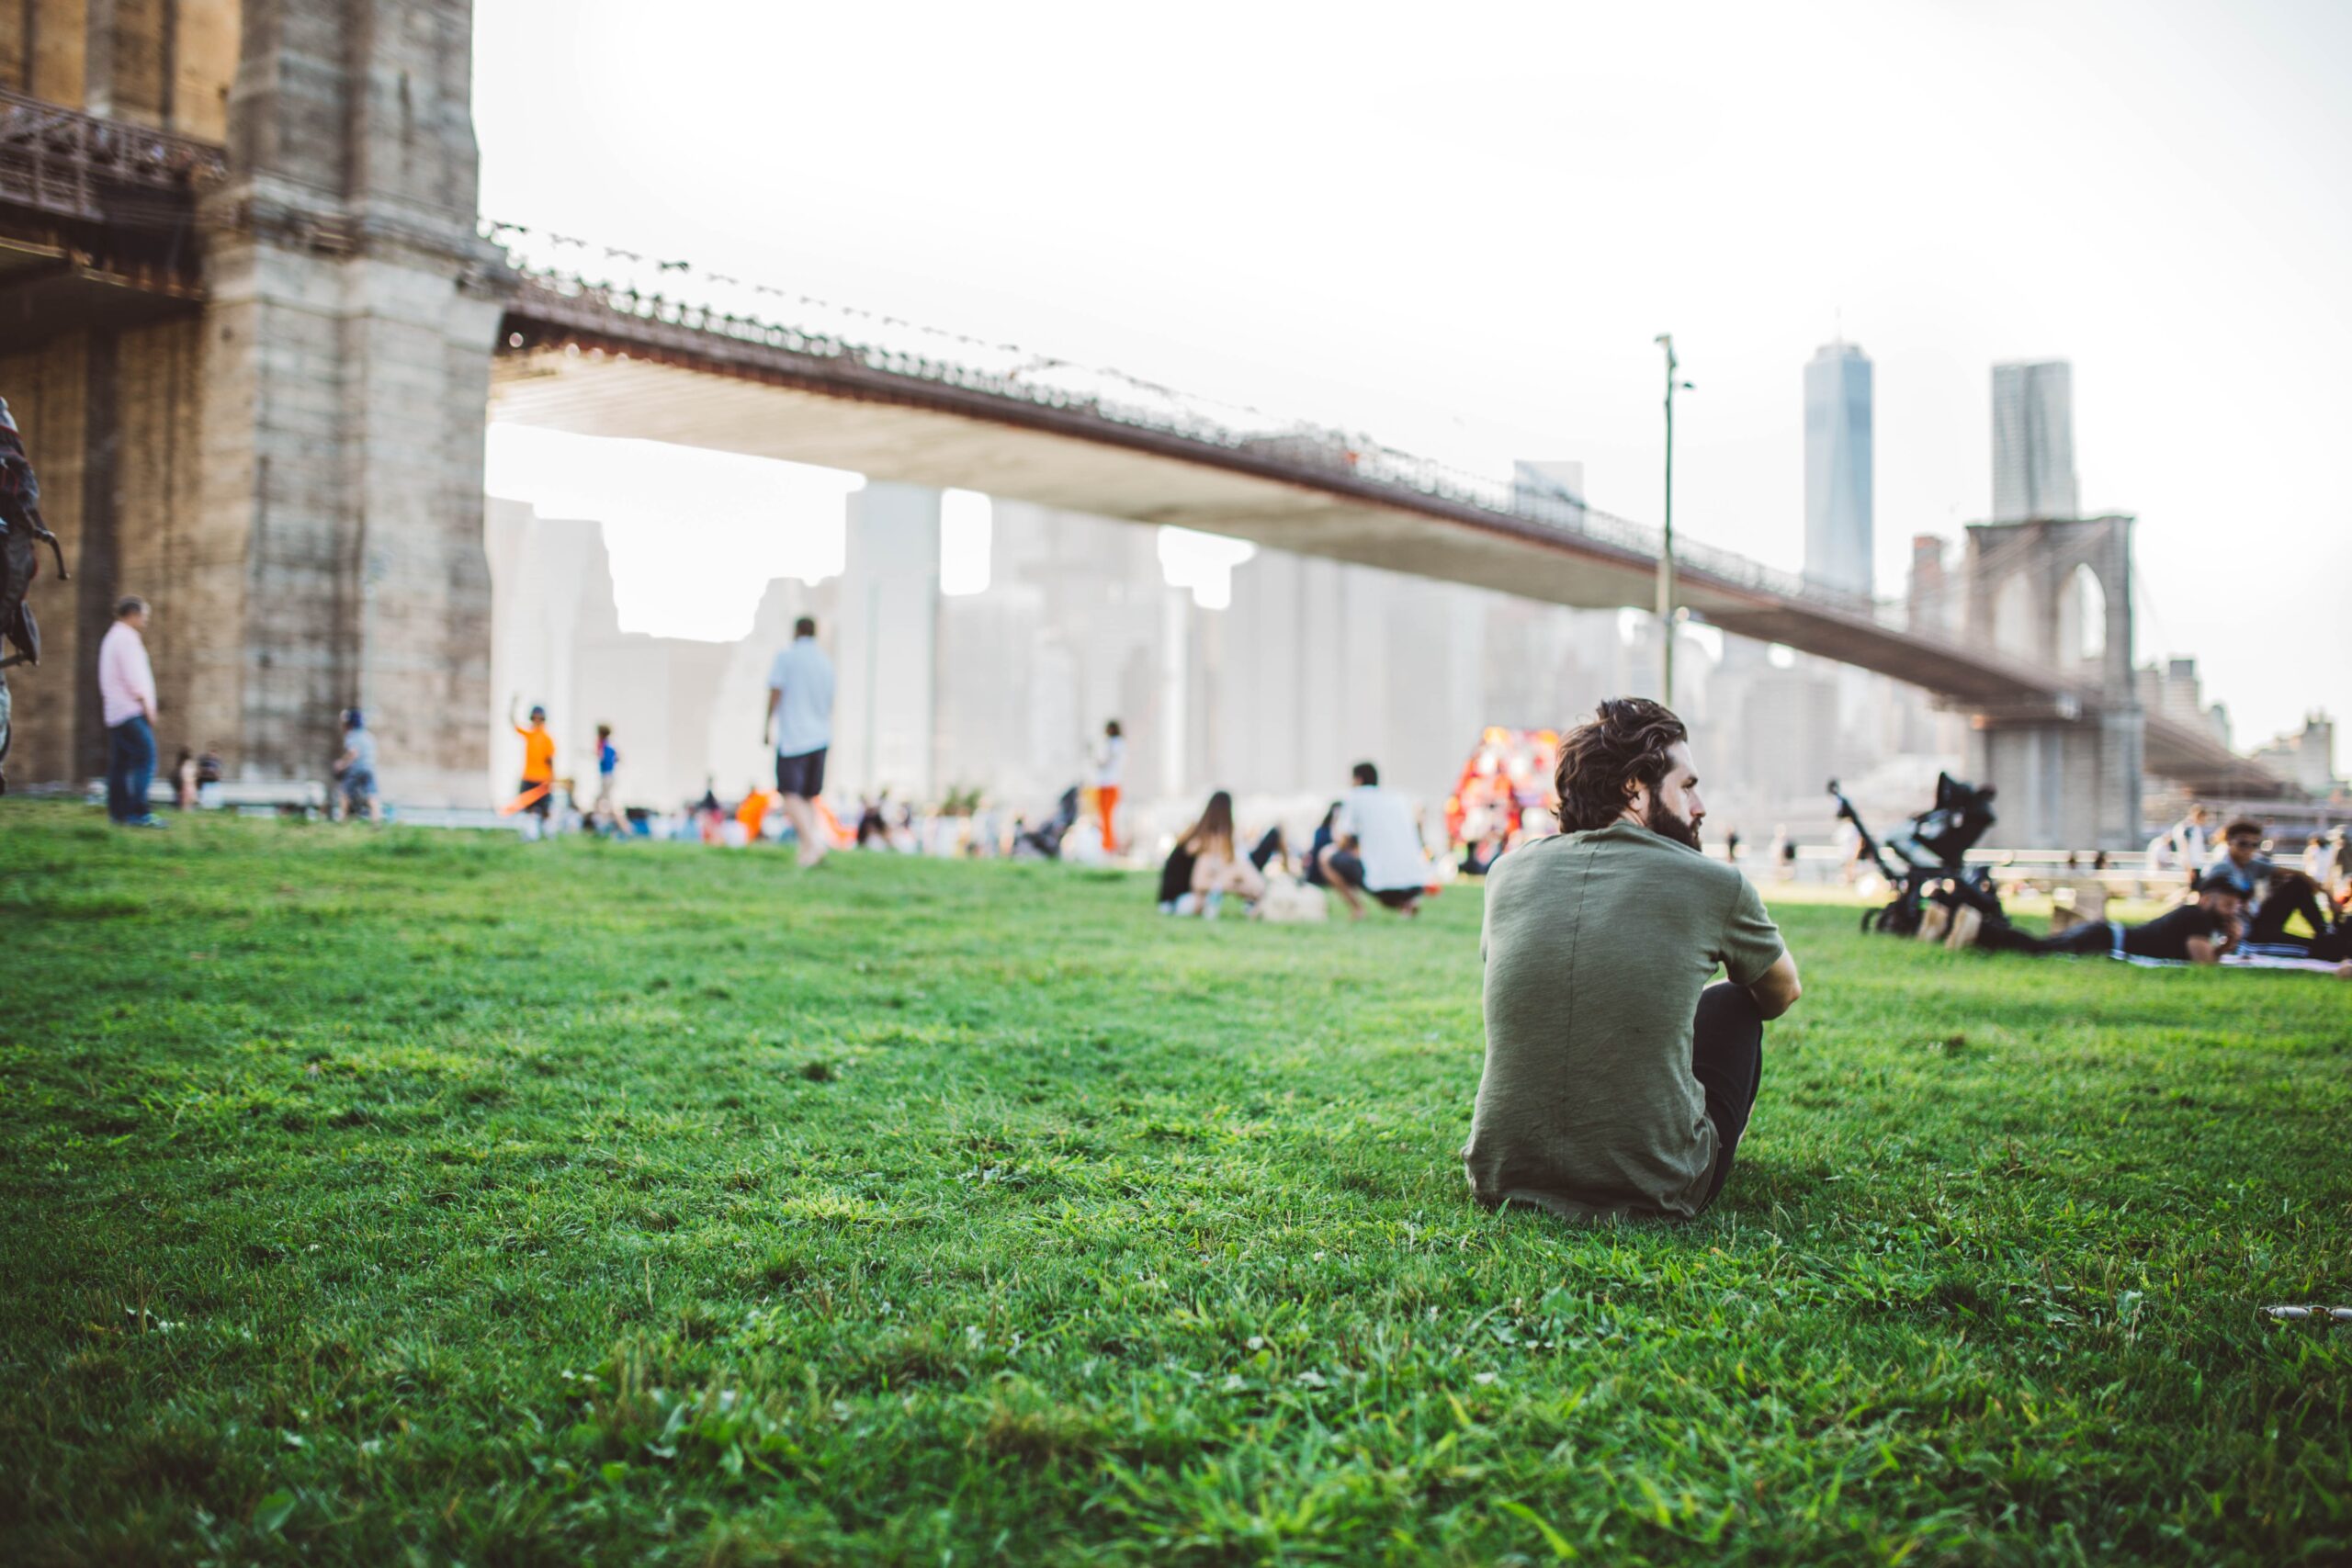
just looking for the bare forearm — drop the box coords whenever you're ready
[1747,952,1803,1020]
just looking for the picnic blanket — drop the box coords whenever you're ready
[2114,945,2346,975]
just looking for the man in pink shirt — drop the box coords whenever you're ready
[98,594,164,828]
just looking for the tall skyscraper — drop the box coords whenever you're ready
[1804,343,1873,594]
[1991,360,2079,521]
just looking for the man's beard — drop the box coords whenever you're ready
[1645,796,1702,852]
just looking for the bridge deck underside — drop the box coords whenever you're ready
[492,353,1679,608]
[489,347,2277,796]
[492,354,2036,700]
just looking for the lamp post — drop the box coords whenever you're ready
[1653,333,1692,705]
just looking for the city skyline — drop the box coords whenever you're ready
[484,479,1954,838]
[471,0,2352,757]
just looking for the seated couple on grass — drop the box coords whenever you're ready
[1464,698,1804,1222]
[1159,762,1433,920]
[2199,818,2350,961]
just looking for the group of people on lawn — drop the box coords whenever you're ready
[1196,698,2340,1226]
[1158,698,1805,1222]
[1990,816,2352,966]
[1157,761,1434,921]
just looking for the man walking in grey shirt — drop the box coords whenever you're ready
[1463,698,1803,1221]
[763,615,836,869]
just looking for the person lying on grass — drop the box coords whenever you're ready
[1463,698,1804,1222]
[1983,871,2347,976]
[1986,871,2243,964]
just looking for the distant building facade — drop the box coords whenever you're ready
[2252,713,2339,798]
[1992,360,2079,522]
[1803,343,1873,594]
[486,499,802,810]
[1906,535,1951,633]
[2136,656,2231,750]
[486,475,1975,840]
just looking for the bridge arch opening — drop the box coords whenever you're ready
[1991,571,2036,660]
[2058,561,2108,666]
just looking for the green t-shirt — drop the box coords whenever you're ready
[1462,821,1786,1221]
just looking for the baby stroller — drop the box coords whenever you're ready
[1828,773,2007,937]
[1012,786,1080,860]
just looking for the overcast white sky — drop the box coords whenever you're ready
[475,0,2352,759]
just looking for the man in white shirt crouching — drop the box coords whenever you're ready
[1318,761,1430,919]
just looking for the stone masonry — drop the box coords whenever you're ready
[1,0,506,803]
[1961,514,2145,850]
[196,0,507,802]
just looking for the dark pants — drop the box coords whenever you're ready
[2248,877,2333,946]
[2023,922,2114,957]
[1691,983,1765,1213]
[106,716,155,823]
[1326,847,1420,908]
[1248,826,1284,873]
[774,746,827,800]
[1302,831,1333,886]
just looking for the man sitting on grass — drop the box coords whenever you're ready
[2203,818,2342,952]
[1463,698,1803,1222]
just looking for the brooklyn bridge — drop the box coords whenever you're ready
[0,1,2289,845]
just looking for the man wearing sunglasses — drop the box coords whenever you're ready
[2204,818,2341,952]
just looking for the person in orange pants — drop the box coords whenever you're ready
[1094,718,1125,852]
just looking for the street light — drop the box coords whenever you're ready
[1654,333,1693,705]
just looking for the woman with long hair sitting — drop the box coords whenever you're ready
[1158,790,1266,916]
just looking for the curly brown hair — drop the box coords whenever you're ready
[1554,698,1689,833]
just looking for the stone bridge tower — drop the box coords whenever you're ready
[0,0,505,803]
[1960,513,2143,849]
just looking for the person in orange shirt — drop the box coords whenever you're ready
[736,784,773,843]
[508,697,557,823]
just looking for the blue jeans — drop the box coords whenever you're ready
[107,715,155,822]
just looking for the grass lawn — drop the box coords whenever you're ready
[2,804,2348,1565]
